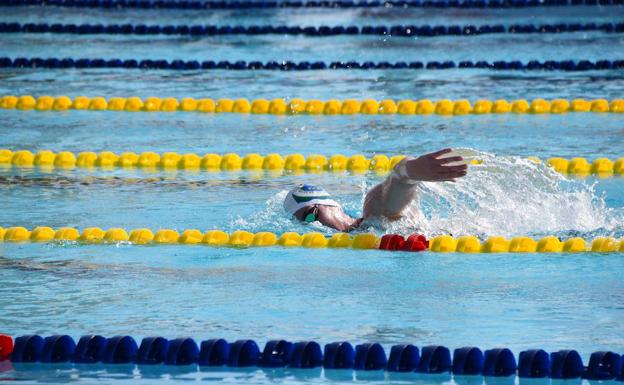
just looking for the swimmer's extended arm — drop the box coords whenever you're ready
[362,148,467,219]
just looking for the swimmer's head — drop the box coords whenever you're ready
[284,184,339,222]
[284,184,360,231]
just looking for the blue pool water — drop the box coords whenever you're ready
[1,3,624,384]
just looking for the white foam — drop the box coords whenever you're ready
[401,149,621,238]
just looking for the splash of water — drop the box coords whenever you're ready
[384,149,622,239]
[234,149,622,239]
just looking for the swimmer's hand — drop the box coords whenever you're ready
[399,148,468,182]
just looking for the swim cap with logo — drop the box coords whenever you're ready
[283,184,340,215]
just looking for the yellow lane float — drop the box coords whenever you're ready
[2,95,623,115]
[0,227,621,253]
[1,149,622,177]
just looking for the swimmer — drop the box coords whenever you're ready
[284,148,467,231]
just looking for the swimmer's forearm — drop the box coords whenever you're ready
[362,149,467,219]
[363,172,419,218]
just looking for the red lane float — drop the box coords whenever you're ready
[379,234,429,252]
[0,334,13,361]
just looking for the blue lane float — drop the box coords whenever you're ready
[164,338,199,365]
[586,351,622,380]
[102,335,138,364]
[1,57,623,72]
[198,339,229,366]
[323,342,355,369]
[136,336,169,365]
[0,0,622,8]
[227,339,260,367]
[3,334,624,381]
[550,350,585,379]
[259,340,293,367]
[1,22,622,37]
[355,343,387,370]
[73,335,107,363]
[518,349,550,378]
[453,347,484,375]
[10,335,44,363]
[41,335,76,363]
[290,341,323,368]
[483,348,517,377]
[387,344,419,372]
[418,345,452,373]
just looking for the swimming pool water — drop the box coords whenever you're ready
[0,3,623,384]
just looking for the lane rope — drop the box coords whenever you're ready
[0,226,622,253]
[2,95,623,115]
[1,0,622,8]
[2,57,623,71]
[2,22,623,37]
[1,149,623,176]
[2,333,623,380]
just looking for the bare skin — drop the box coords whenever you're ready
[293,205,362,232]
[294,148,468,231]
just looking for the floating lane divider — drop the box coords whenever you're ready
[2,333,624,381]
[2,57,623,71]
[1,0,622,8]
[1,149,623,176]
[1,227,623,252]
[2,95,624,115]
[2,22,623,37]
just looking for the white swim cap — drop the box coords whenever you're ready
[283,184,340,215]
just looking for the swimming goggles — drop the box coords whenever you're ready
[300,204,320,223]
